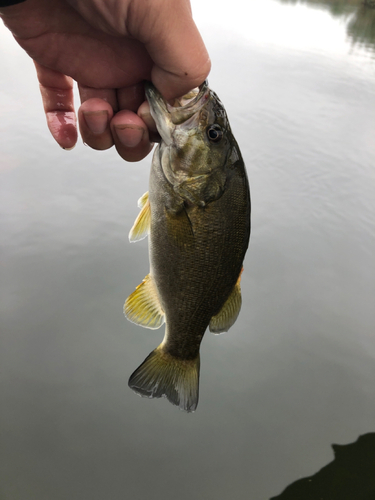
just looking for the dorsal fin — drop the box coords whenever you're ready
[124,274,164,329]
[209,270,243,334]
[129,192,151,242]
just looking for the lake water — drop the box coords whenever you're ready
[1,1,375,499]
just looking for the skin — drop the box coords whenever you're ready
[0,0,211,161]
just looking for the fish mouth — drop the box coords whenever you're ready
[145,81,210,144]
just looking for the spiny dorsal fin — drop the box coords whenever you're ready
[124,274,164,329]
[129,192,150,242]
[128,345,200,412]
[209,270,243,334]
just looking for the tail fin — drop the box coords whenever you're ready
[128,346,200,412]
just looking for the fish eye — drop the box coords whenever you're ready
[207,124,223,143]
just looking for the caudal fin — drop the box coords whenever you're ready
[128,346,200,412]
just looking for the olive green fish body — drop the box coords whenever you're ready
[124,82,250,412]
[149,143,249,360]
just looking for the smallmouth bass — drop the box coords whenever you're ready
[124,81,251,412]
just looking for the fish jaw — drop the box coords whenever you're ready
[146,80,235,207]
[145,81,210,145]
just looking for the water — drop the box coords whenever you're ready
[1,1,375,498]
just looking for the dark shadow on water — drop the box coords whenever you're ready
[270,433,375,499]
[277,0,375,53]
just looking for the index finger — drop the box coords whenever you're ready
[34,61,78,150]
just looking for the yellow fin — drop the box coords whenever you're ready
[128,345,200,412]
[209,272,243,334]
[137,191,149,209]
[129,192,150,242]
[124,274,164,329]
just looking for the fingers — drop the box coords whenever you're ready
[80,101,152,161]
[78,98,114,150]
[34,61,78,149]
[78,84,154,161]
[79,100,154,161]
[110,110,154,162]
[137,101,160,143]
[117,83,145,113]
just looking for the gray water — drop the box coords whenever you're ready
[1,1,375,499]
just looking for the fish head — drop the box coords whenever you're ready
[146,81,239,204]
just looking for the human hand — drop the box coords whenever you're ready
[0,0,211,161]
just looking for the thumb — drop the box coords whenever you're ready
[128,0,211,100]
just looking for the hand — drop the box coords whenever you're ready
[0,0,211,161]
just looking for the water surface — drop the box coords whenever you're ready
[1,1,375,498]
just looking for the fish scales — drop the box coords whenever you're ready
[150,159,248,356]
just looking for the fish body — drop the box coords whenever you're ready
[124,81,250,412]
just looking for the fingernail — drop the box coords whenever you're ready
[82,110,109,135]
[114,125,144,148]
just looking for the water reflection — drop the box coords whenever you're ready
[271,434,375,499]
[348,4,375,49]
[278,0,375,52]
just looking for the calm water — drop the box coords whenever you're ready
[1,1,375,499]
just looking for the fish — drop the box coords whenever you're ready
[124,81,251,412]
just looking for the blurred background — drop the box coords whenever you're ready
[1,0,375,498]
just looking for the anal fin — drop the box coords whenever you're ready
[124,274,164,329]
[209,270,243,334]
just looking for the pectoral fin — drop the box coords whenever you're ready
[124,274,164,329]
[137,191,149,209]
[129,192,151,242]
[209,271,243,334]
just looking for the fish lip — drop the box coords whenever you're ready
[144,81,169,116]
[145,81,210,140]
[145,80,209,114]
